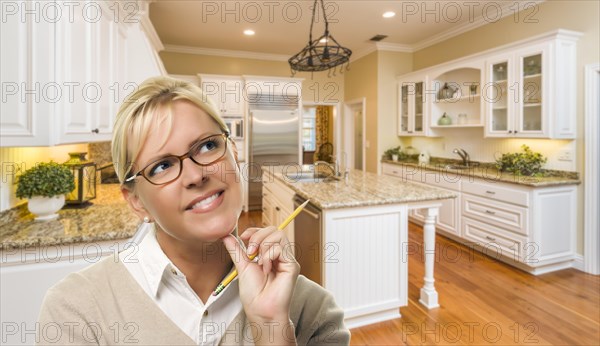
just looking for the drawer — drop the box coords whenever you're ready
[263,178,294,210]
[382,163,403,178]
[462,194,529,236]
[462,179,529,207]
[261,195,274,227]
[462,217,527,262]
[423,170,461,191]
[382,163,413,182]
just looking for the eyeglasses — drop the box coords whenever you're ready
[125,133,229,185]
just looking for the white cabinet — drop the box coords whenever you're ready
[397,77,427,136]
[0,239,132,345]
[394,30,580,139]
[461,177,576,274]
[0,2,55,147]
[54,2,119,144]
[261,171,296,243]
[382,163,577,274]
[484,31,580,139]
[199,75,245,115]
[0,0,165,147]
[429,61,484,129]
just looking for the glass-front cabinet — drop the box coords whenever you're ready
[485,44,550,138]
[488,58,511,134]
[398,78,426,136]
[517,47,547,135]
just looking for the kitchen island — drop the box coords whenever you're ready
[262,166,457,328]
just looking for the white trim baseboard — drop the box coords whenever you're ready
[572,254,585,272]
[584,63,600,275]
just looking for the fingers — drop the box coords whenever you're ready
[236,226,298,276]
[221,234,251,273]
[258,242,300,276]
[239,227,260,245]
[245,226,287,257]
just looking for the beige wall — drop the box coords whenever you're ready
[343,52,378,172]
[410,0,599,255]
[377,51,413,172]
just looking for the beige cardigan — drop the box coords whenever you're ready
[37,256,350,345]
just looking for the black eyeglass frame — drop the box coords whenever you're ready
[124,133,229,186]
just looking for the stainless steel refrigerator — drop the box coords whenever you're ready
[248,106,300,210]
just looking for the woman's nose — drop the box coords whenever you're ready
[179,158,208,188]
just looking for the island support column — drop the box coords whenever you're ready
[419,206,440,309]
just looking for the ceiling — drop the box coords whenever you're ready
[149,1,534,59]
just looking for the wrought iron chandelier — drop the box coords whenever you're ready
[288,0,352,76]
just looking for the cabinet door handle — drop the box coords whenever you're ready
[91,128,99,134]
[508,130,513,134]
[393,170,398,174]
[485,190,496,195]
[485,236,496,241]
[485,210,496,215]
[514,130,518,134]
[275,206,280,211]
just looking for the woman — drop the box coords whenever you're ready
[37,76,350,345]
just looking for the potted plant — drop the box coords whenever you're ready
[16,162,75,221]
[384,146,403,161]
[495,145,547,176]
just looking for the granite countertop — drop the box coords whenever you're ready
[263,166,457,210]
[0,184,139,251]
[381,159,580,187]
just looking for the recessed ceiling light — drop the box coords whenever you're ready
[383,11,396,18]
[243,29,255,36]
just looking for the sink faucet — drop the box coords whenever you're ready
[453,148,470,166]
[314,160,340,178]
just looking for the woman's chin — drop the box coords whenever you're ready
[187,219,238,241]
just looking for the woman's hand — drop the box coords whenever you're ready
[221,226,300,324]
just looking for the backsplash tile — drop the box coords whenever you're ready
[403,128,577,172]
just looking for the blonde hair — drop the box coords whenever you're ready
[111,76,228,186]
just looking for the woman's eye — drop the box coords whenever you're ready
[148,160,174,176]
[198,139,219,154]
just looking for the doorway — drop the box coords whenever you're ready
[301,105,335,165]
[344,98,366,172]
[584,63,600,275]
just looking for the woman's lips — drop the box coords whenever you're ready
[186,190,224,213]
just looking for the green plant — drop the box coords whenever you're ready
[16,162,75,199]
[384,146,404,160]
[495,145,547,176]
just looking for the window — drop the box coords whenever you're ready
[302,107,316,151]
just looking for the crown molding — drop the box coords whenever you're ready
[140,16,164,52]
[411,0,546,51]
[164,45,290,62]
[350,45,378,62]
[375,42,414,53]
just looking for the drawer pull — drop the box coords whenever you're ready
[393,170,398,174]
[485,236,496,241]
[275,206,280,211]
[485,190,496,195]
[485,210,496,215]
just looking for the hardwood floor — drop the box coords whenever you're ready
[238,211,600,345]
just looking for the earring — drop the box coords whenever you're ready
[143,216,150,223]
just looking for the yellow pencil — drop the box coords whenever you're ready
[213,199,310,296]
